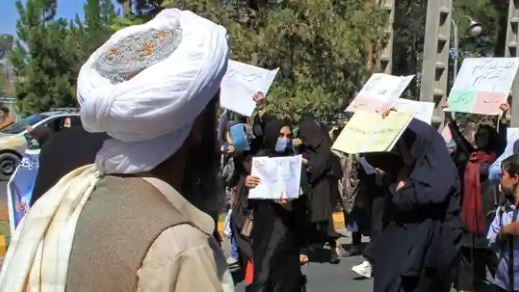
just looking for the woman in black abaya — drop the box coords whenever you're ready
[245,119,307,292]
[365,119,462,292]
[296,115,342,262]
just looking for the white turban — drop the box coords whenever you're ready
[77,9,229,174]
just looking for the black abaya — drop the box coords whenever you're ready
[298,116,341,241]
[247,119,306,292]
[366,119,462,292]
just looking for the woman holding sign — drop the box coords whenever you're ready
[445,110,506,291]
[245,119,308,292]
[364,119,462,292]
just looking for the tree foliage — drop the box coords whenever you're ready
[162,0,385,122]
[10,0,116,114]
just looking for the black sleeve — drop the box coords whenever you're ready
[390,179,445,211]
[448,121,475,156]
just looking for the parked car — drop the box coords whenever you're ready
[0,111,81,180]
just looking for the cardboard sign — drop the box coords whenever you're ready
[346,73,414,113]
[332,111,413,154]
[446,58,519,115]
[220,60,279,117]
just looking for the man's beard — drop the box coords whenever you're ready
[181,100,223,219]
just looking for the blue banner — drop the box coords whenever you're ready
[7,149,40,233]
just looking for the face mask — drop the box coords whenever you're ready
[275,137,290,153]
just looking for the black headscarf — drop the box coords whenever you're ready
[399,118,459,198]
[298,114,331,150]
[259,118,292,157]
[31,126,108,205]
[476,124,505,155]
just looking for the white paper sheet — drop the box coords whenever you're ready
[248,155,302,200]
[394,99,435,125]
[452,58,519,93]
[345,73,414,113]
[220,60,280,117]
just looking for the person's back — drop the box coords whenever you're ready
[0,9,233,292]
[31,126,107,205]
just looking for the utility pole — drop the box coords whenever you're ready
[420,0,452,127]
[505,0,519,127]
[375,0,395,74]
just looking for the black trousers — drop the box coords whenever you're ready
[457,246,498,290]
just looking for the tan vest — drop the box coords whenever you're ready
[66,175,188,292]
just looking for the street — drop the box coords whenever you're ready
[227,233,373,292]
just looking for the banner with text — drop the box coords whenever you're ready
[249,155,302,200]
[446,58,519,115]
[332,111,413,154]
[220,60,279,117]
[346,73,414,114]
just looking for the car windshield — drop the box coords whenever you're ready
[1,114,45,134]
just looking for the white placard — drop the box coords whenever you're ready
[394,99,435,125]
[220,60,279,117]
[452,58,519,93]
[346,73,414,113]
[248,155,302,200]
[446,58,519,115]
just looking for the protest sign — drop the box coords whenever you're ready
[346,73,414,113]
[446,58,519,115]
[332,110,413,154]
[394,99,435,125]
[249,155,302,200]
[220,60,279,117]
[489,128,519,181]
[7,149,40,233]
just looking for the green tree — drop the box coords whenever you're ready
[0,34,14,60]
[10,0,83,114]
[163,0,385,122]
[76,0,117,59]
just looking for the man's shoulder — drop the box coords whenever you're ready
[151,224,215,256]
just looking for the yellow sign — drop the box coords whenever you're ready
[332,111,413,154]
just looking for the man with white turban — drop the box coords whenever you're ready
[0,9,233,292]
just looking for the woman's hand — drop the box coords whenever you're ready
[395,166,412,191]
[302,158,309,167]
[500,102,511,112]
[293,138,303,147]
[245,175,261,188]
[277,198,293,210]
[226,144,235,155]
[253,92,265,105]
[381,107,397,119]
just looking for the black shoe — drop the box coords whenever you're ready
[342,245,362,257]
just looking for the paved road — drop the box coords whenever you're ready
[227,232,373,292]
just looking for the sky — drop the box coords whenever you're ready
[0,0,121,35]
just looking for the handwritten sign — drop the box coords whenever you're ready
[220,60,279,117]
[346,73,414,113]
[446,58,519,115]
[332,111,413,154]
[394,99,435,125]
[489,128,519,181]
[249,155,302,200]
[7,149,40,233]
